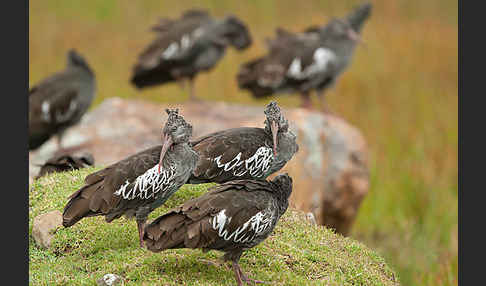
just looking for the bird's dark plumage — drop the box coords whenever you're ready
[29,49,96,150]
[131,10,252,100]
[35,153,94,179]
[62,109,198,247]
[188,101,298,184]
[144,174,293,286]
[237,3,372,110]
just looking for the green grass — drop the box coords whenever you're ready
[29,1,458,285]
[29,168,399,286]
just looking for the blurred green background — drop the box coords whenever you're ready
[29,0,458,285]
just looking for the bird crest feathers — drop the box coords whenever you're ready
[164,108,192,132]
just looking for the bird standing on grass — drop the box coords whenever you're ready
[62,109,198,248]
[131,9,252,101]
[29,49,96,150]
[144,174,293,286]
[237,2,372,111]
[188,101,298,184]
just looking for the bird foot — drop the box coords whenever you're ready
[237,264,267,285]
[241,273,267,285]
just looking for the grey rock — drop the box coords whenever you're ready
[32,210,63,249]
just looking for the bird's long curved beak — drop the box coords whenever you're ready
[271,121,278,156]
[158,133,173,174]
[347,28,363,45]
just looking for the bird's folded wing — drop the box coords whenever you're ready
[285,44,338,81]
[145,186,273,250]
[112,163,177,201]
[46,89,79,123]
[191,128,271,179]
[136,13,212,70]
[78,146,163,213]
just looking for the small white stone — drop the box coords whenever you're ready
[306,212,317,225]
[97,274,122,286]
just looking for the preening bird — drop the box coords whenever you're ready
[237,2,372,111]
[188,101,298,184]
[144,174,293,286]
[29,49,96,150]
[62,109,198,247]
[131,9,252,101]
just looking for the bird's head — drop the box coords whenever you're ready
[221,15,252,50]
[319,3,372,46]
[321,18,362,44]
[158,108,193,173]
[264,101,289,156]
[67,49,94,75]
[346,2,372,33]
[271,173,293,200]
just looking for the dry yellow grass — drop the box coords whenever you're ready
[29,1,458,285]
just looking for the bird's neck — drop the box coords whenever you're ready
[271,186,291,215]
[167,142,193,157]
[272,131,296,160]
[69,63,95,78]
[323,39,356,58]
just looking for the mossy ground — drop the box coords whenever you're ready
[29,168,399,286]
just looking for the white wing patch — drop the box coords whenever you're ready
[41,101,51,122]
[161,28,205,60]
[114,164,176,200]
[213,146,273,177]
[287,47,336,80]
[211,209,274,243]
[162,43,179,59]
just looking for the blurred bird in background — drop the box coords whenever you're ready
[131,9,252,101]
[237,2,372,112]
[29,49,97,151]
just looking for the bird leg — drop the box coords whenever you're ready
[232,261,243,286]
[136,219,145,248]
[188,76,196,101]
[316,89,331,114]
[300,91,313,109]
[56,131,65,152]
[237,264,266,285]
[178,78,186,90]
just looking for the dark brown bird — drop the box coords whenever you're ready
[35,152,94,179]
[131,9,252,101]
[29,49,96,150]
[237,2,372,111]
[144,174,293,286]
[188,101,298,184]
[62,109,198,247]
